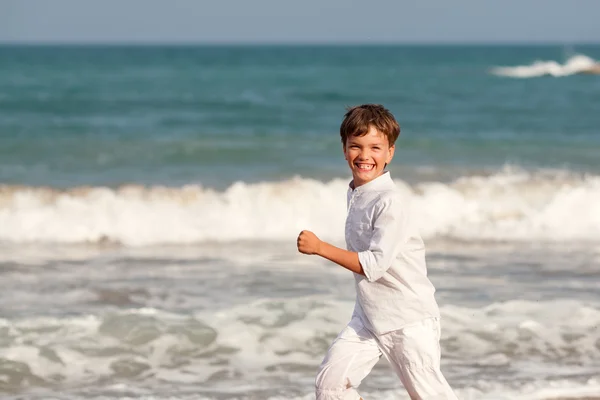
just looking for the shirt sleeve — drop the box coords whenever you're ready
[357,195,408,282]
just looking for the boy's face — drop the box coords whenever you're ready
[343,126,395,187]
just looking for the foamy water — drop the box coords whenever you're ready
[1,241,598,399]
[2,299,599,386]
[490,54,598,78]
[2,44,600,399]
[2,169,599,245]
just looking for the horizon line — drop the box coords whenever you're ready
[1,40,599,47]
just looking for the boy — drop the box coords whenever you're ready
[297,104,458,400]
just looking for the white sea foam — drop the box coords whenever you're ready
[0,298,598,392]
[1,169,599,245]
[269,380,600,400]
[7,380,600,400]
[14,380,600,400]
[0,297,600,400]
[490,54,599,78]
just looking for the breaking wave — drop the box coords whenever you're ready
[490,54,599,78]
[1,169,599,245]
[0,298,598,393]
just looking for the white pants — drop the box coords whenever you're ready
[315,317,458,400]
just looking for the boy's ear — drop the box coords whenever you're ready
[387,144,396,163]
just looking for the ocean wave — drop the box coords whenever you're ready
[0,169,599,245]
[490,54,599,78]
[0,298,598,392]
[266,380,600,400]
[5,383,600,400]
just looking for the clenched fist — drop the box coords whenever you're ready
[297,230,322,255]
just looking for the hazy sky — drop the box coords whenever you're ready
[1,0,599,44]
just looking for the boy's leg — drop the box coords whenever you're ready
[378,318,459,400]
[316,317,381,400]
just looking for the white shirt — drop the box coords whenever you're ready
[346,171,440,335]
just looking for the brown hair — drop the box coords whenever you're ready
[340,104,400,147]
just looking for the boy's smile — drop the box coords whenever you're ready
[343,126,395,188]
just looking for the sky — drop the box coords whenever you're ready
[1,0,599,44]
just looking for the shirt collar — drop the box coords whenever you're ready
[348,171,394,194]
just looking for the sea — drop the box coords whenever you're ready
[0,44,599,400]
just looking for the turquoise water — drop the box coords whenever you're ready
[1,45,600,399]
[1,45,599,189]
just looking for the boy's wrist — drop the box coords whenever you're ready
[315,239,324,256]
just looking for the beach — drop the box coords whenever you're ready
[0,44,599,399]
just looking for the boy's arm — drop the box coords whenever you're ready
[297,230,364,276]
[357,196,407,282]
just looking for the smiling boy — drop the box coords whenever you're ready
[297,104,458,399]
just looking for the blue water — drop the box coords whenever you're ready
[1,45,599,189]
[1,45,600,400]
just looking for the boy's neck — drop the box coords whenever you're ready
[350,170,389,190]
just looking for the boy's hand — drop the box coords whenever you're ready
[297,230,322,255]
